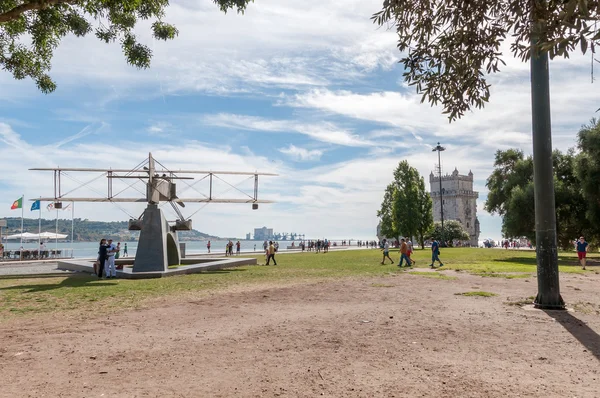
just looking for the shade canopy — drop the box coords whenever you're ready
[3,232,68,240]
[38,232,68,239]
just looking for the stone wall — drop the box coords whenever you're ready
[430,168,480,246]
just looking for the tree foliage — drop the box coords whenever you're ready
[0,0,253,92]
[485,147,591,249]
[575,118,600,237]
[377,160,433,247]
[377,184,398,241]
[372,0,600,120]
[430,220,468,244]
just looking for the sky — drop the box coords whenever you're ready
[0,0,598,241]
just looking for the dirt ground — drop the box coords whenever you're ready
[2,270,600,397]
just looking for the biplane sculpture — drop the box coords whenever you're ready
[30,153,276,273]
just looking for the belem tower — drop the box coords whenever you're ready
[429,168,480,246]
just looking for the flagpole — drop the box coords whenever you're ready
[71,202,74,258]
[38,197,41,256]
[55,207,58,259]
[20,195,24,261]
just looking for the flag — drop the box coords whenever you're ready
[31,200,41,211]
[11,197,22,210]
[47,203,55,212]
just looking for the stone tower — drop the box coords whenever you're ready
[429,168,480,246]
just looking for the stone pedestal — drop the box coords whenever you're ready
[132,204,181,272]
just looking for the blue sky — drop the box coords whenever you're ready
[0,0,598,241]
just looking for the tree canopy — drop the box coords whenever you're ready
[575,118,600,236]
[0,0,253,92]
[372,0,600,120]
[430,220,468,244]
[377,160,433,248]
[485,142,594,249]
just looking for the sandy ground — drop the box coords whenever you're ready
[1,270,600,397]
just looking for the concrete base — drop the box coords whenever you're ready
[58,256,256,279]
[132,204,181,273]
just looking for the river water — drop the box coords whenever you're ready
[2,239,366,259]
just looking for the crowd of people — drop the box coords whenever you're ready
[380,237,444,268]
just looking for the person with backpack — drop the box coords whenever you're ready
[95,238,108,278]
[399,238,412,267]
[430,237,444,268]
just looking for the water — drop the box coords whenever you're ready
[1,239,362,258]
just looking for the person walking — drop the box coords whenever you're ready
[123,242,128,257]
[380,239,394,265]
[576,236,589,270]
[115,242,123,270]
[399,238,412,267]
[236,241,241,255]
[430,237,444,268]
[207,240,211,254]
[407,240,416,266]
[266,241,277,265]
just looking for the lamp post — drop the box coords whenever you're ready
[432,142,446,245]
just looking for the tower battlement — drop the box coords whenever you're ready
[429,168,474,183]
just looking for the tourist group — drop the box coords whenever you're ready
[94,239,128,278]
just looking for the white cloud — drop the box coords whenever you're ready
[201,113,376,147]
[278,145,324,161]
[147,121,176,137]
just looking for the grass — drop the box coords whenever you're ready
[472,272,532,279]
[408,271,458,280]
[455,291,498,297]
[505,296,536,306]
[0,247,596,319]
[371,283,395,288]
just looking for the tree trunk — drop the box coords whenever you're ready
[530,2,564,309]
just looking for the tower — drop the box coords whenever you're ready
[429,168,480,246]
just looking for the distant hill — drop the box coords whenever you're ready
[1,217,219,242]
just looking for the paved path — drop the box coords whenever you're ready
[0,261,71,276]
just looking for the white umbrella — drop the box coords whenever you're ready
[4,232,39,240]
[38,232,68,239]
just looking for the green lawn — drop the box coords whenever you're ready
[0,248,595,319]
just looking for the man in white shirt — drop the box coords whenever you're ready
[380,239,394,265]
[106,239,117,278]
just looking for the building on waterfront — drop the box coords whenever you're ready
[429,168,480,246]
[253,226,274,241]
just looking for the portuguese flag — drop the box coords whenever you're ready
[11,197,22,210]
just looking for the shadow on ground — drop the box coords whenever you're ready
[0,274,113,293]
[0,273,74,280]
[544,310,600,362]
[494,256,600,266]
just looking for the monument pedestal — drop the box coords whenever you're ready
[132,204,181,272]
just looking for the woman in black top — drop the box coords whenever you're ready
[97,239,108,278]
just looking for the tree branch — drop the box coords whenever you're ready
[0,0,78,23]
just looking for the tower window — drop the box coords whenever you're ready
[467,222,470,228]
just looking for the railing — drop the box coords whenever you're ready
[0,249,74,261]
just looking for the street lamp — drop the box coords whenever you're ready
[432,142,446,245]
